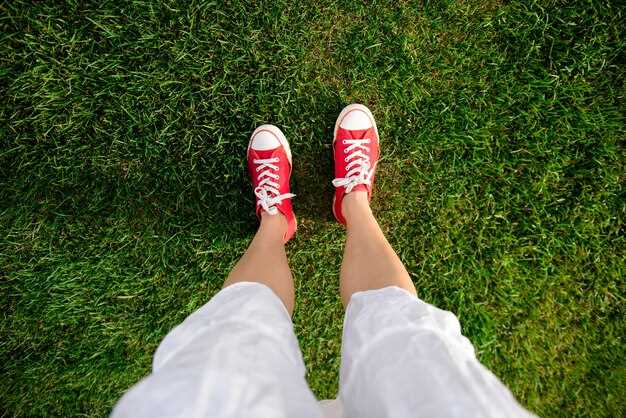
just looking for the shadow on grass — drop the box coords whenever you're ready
[291,98,349,224]
[3,157,255,245]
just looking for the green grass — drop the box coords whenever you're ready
[1,0,624,416]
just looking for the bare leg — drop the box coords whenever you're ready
[339,191,416,306]
[224,212,295,314]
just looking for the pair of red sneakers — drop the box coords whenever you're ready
[247,104,379,242]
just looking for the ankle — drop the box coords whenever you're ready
[259,210,288,239]
[342,191,371,223]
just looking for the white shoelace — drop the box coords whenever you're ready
[332,138,375,193]
[253,157,295,215]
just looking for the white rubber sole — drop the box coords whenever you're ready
[248,124,292,166]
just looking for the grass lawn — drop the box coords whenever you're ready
[1,0,624,416]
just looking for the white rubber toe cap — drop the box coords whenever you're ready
[248,124,292,164]
[339,109,373,130]
[250,130,281,150]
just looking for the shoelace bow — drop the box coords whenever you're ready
[253,157,295,215]
[332,138,375,193]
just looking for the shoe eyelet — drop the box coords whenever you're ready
[343,149,348,154]
[342,140,347,145]
[344,157,349,162]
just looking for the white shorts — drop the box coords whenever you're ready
[112,282,535,418]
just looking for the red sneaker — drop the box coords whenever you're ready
[332,104,380,225]
[247,124,297,242]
